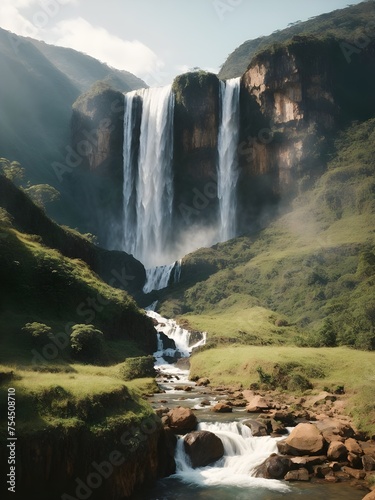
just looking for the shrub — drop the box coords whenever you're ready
[22,322,53,347]
[118,356,156,381]
[70,324,106,364]
[287,373,313,392]
[317,318,337,347]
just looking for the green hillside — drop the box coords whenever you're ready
[159,118,375,351]
[219,1,375,79]
[0,174,155,363]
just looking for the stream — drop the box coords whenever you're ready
[131,309,365,500]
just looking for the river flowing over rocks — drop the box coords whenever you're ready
[135,308,375,500]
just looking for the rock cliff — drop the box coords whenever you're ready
[69,82,127,247]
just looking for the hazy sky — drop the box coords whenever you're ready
[0,0,364,85]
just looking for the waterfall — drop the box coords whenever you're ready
[217,77,241,242]
[147,310,206,360]
[173,258,182,283]
[143,263,175,293]
[143,259,182,293]
[122,85,174,267]
[122,91,139,256]
[174,421,290,491]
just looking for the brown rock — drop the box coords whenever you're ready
[324,472,339,482]
[363,455,375,471]
[284,468,310,481]
[212,403,232,413]
[345,438,363,456]
[243,419,268,437]
[315,418,354,443]
[196,377,210,386]
[348,452,363,469]
[168,407,198,434]
[231,399,247,408]
[246,395,270,413]
[184,431,224,468]
[242,390,255,402]
[291,456,327,468]
[362,491,375,500]
[278,423,325,456]
[342,466,366,480]
[327,440,348,461]
[361,442,375,459]
[253,454,291,479]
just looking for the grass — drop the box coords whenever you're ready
[189,345,375,435]
[0,362,157,435]
[159,118,375,350]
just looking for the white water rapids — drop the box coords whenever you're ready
[174,421,290,492]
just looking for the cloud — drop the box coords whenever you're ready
[0,0,79,39]
[53,17,164,81]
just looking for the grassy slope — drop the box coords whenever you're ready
[160,119,375,345]
[219,1,375,79]
[0,361,157,435]
[189,346,375,434]
[158,118,375,434]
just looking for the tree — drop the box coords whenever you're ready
[24,184,60,208]
[70,324,106,363]
[0,158,25,185]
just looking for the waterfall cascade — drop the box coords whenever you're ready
[174,421,290,491]
[217,77,241,242]
[122,85,174,268]
[143,259,182,293]
[147,310,206,360]
[122,78,241,273]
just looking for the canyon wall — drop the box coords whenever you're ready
[69,36,375,247]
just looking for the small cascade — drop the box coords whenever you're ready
[217,76,241,242]
[174,421,290,491]
[173,258,182,283]
[143,263,175,293]
[148,310,205,360]
[143,259,182,293]
[122,85,174,267]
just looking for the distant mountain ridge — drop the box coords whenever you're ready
[0,27,146,200]
[219,0,375,79]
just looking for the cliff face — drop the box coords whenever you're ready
[70,37,375,246]
[5,416,173,500]
[69,82,126,247]
[172,72,220,229]
[236,36,375,231]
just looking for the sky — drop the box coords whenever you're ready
[0,0,364,85]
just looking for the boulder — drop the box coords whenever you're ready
[184,431,224,468]
[159,332,176,350]
[291,456,327,468]
[315,418,354,443]
[362,455,375,471]
[168,407,197,434]
[196,377,210,386]
[284,468,310,481]
[277,423,325,456]
[253,453,291,479]
[212,403,232,413]
[246,395,270,413]
[242,390,255,402]
[348,451,363,469]
[327,440,348,461]
[342,466,366,480]
[243,419,268,437]
[361,441,375,459]
[345,438,363,456]
[362,492,375,500]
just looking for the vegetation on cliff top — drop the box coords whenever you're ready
[219,1,375,79]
